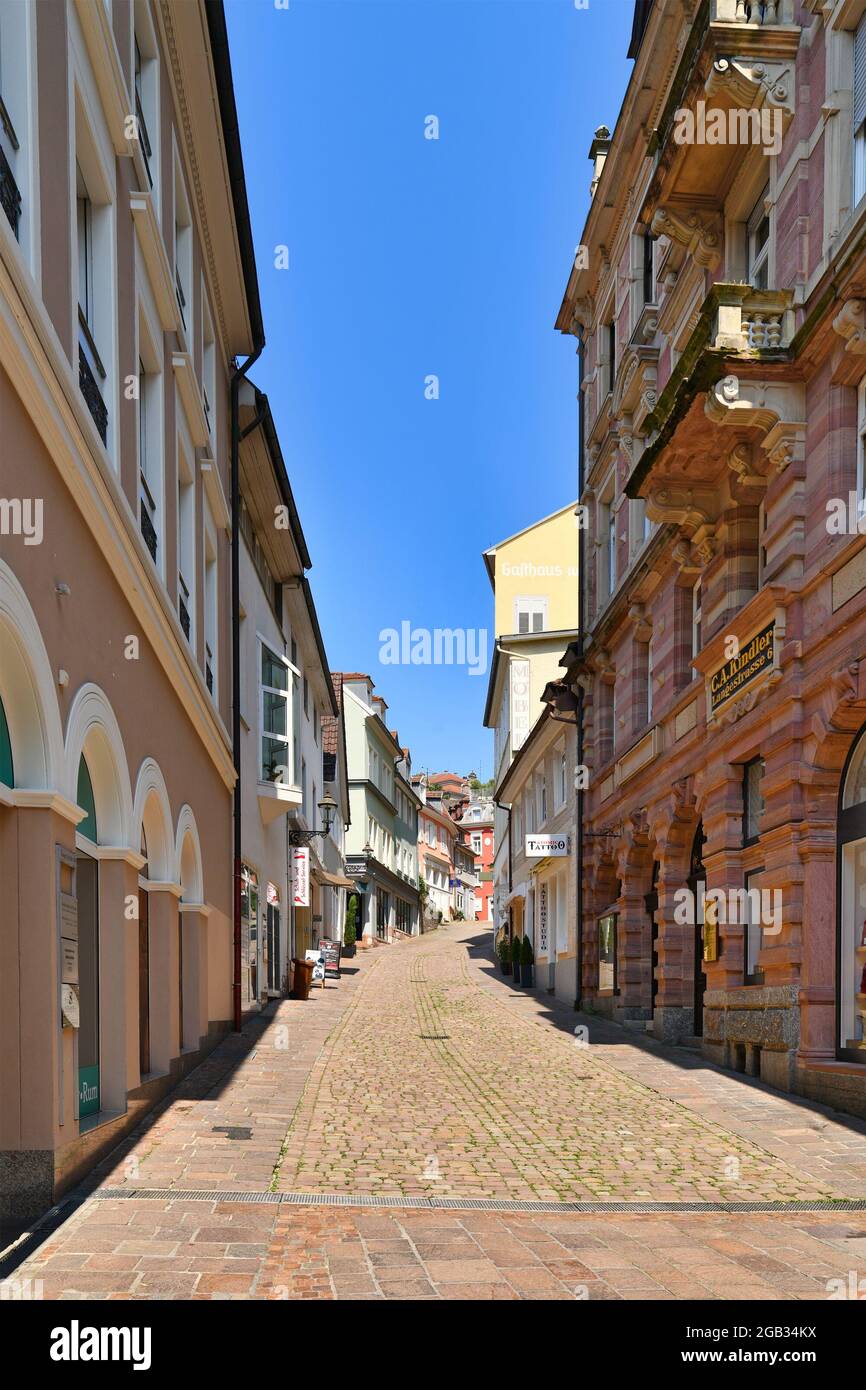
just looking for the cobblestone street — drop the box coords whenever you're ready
[8,926,866,1301]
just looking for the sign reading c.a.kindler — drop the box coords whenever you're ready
[709,622,775,715]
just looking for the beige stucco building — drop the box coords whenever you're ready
[0,0,258,1216]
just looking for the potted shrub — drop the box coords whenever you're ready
[343,896,358,958]
[520,935,534,988]
[497,935,511,975]
[510,934,522,985]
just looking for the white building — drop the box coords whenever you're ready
[237,383,345,1003]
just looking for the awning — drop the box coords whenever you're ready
[312,867,356,889]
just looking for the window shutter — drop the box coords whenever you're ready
[855,13,866,133]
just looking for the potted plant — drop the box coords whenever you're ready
[511,934,522,985]
[497,935,511,975]
[520,935,534,988]
[343,896,358,958]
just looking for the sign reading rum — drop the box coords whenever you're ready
[709,622,775,715]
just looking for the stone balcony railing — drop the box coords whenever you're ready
[712,0,792,24]
[711,285,795,354]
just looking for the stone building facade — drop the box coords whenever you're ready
[557,0,866,1118]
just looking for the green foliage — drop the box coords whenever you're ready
[497,936,509,963]
[520,936,534,965]
[344,895,358,947]
[510,934,521,963]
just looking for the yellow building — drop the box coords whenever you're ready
[483,503,579,940]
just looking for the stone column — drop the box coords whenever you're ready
[145,882,182,1073]
[97,851,143,1113]
[649,780,698,1043]
[0,797,80,1217]
[180,904,210,1054]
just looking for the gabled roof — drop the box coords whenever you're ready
[482,501,578,588]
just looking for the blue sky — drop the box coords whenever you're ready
[225,0,633,778]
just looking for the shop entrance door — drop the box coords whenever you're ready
[688,825,707,1036]
[267,902,281,993]
[645,860,659,1018]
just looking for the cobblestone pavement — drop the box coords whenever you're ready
[8,924,866,1301]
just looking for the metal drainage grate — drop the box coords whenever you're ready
[212,1126,253,1141]
[94,1188,282,1204]
[90,1188,866,1214]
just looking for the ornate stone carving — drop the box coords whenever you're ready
[628,603,653,642]
[705,377,806,455]
[727,442,766,488]
[832,299,866,355]
[646,484,718,532]
[650,207,722,271]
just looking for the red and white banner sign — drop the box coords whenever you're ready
[293,847,310,907]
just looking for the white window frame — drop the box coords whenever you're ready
[513,595,547,634]
[203,497,218,702]
[258,637,294,786]
[72,80,118,465]
[691,578,703,661]
[133,0,160,208]
[747,187,770,290]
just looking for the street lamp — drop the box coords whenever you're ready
[362,840,374,859]
[290,791,339,845]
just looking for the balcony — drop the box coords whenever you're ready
[0,114,21,240]
[78,312,108,445]
[178,573,191,641]
[645,0,800,221]
[710,285,794,354]
[140,501,157,563]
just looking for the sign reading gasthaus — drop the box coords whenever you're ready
[525,834,569,857]
[709,622,774,715]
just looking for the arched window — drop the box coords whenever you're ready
[838,724,866,1061]
[77,754,97,841]
[0,694,13,786]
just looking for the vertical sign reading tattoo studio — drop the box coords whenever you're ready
[709,622,775,716]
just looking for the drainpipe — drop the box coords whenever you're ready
[205,0,267,1033]
[231,349,262,1031]
[574,333,586,1012]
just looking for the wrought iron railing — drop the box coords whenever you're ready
[135,89,153,188]
[140,503,157,562]
[78,342,108,443]
[0,140,21,239]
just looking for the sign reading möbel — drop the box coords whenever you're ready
[709,622,774,715]
[525,834,569,857]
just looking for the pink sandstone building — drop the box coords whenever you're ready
[557,0,866,1118]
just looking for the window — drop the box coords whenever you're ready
[202,291,215,441]
[174,158,192,338]
[77,165,108,444]
[514,596,547,634]
[134,1,159,200]
[691,578,702,659]
[744,867,765,986]
[743,757,765,845]
[559,750,567,807]
[607,501,617,596]
[260,643,291,784]
[642,232,655,305]
[0,0,32,250]
[598,913,617,994]
[856,12,866,205]
[203,501,218,698]
[758,500,768,586]
[606,319,616,395]
[646,637,654,725]
[539,773,547,824]
[313,705,319,745]
[857,379,866,523]
[138,357,157,562]
[747,188,770,290]
[303,674,309,718]
[471,832,482,855]
[176,437,195,644]
[301,757,307,819]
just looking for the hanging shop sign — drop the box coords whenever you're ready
[709,622,774,715]
[510,659,531,752]
[293,847,310,907]
[525,834,569,857]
